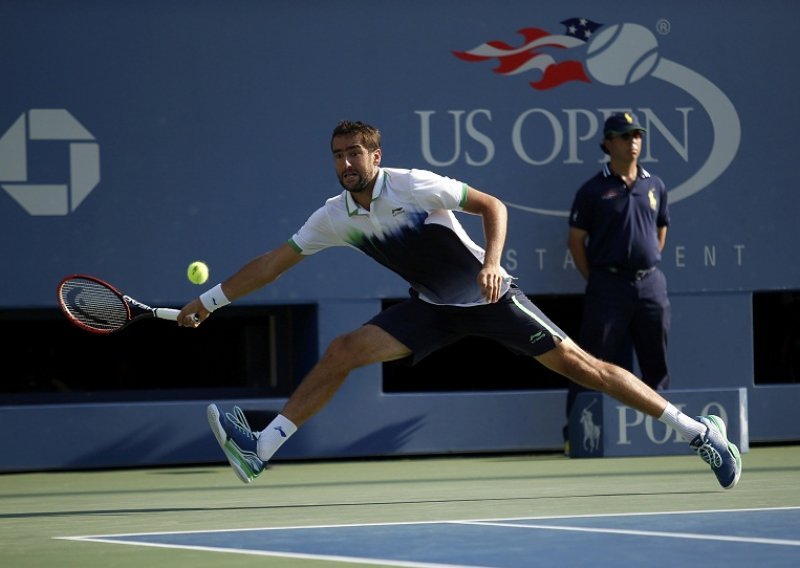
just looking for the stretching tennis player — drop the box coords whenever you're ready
[177,120,741,490]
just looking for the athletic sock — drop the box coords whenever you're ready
[256,414,298,461]
[658,403,707,442]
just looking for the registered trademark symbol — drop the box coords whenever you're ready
[656,19,671,35]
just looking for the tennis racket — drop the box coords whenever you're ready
[57,274,186,335]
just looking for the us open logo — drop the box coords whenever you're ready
[445,18,741,217]
[0,109,100,216]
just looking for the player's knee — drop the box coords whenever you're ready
[322,333,363,371]
[553,340,609,390]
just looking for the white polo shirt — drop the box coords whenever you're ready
[289,167,511,306]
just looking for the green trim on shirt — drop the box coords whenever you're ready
[459,183,469,208]
[287,238,302,253]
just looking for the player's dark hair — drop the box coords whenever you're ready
[332,120,381,152]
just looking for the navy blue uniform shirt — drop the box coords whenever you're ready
[569,164,669,270]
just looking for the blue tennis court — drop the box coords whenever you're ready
[61,507,800,567]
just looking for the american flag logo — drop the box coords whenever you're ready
[453,18,603,90]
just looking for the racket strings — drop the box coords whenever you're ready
[59,278,129,332]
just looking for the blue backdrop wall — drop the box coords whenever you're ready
[1,0,797,471]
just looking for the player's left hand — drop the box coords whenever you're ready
[478,265,504,303]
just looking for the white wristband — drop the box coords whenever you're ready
[199,283,231,313]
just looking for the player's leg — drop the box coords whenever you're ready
[477,288,740,489]
[280,324,411,426]
[208,323,411,483]
[542,337,667,417]
[537,338,741,488]
[208,296,457,483]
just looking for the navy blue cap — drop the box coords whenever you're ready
[603,112,646,138]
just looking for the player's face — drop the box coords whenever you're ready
[332,135,381,194]
[605,130,643,161]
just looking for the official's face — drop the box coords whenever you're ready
[604,130,643,161]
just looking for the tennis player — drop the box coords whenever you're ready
[177,120,741,489]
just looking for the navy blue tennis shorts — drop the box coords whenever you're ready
[367,285,567,365]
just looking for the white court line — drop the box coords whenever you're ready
[451,505,800,524]
[56,505,800,541]
[57,537,481,568]
[56,518,466,540]
[452,520,800,547]
[55,506,800,567]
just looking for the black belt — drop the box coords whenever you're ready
[606,266,655,281]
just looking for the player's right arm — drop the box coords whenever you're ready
[220,243,304,301]
[180,201,344,327]
[177,243,303,326]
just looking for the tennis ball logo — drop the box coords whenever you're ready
[187,261,209,285]
[586,24,660,86]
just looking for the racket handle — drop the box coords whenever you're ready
[155,308,180,321]
[155,308,200,323]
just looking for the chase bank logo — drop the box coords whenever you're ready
[450,17,741,216]
[0,109,100,216]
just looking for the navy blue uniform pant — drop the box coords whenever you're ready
[566,267,671,424]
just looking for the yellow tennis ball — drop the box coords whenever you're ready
[187,261,209,285]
